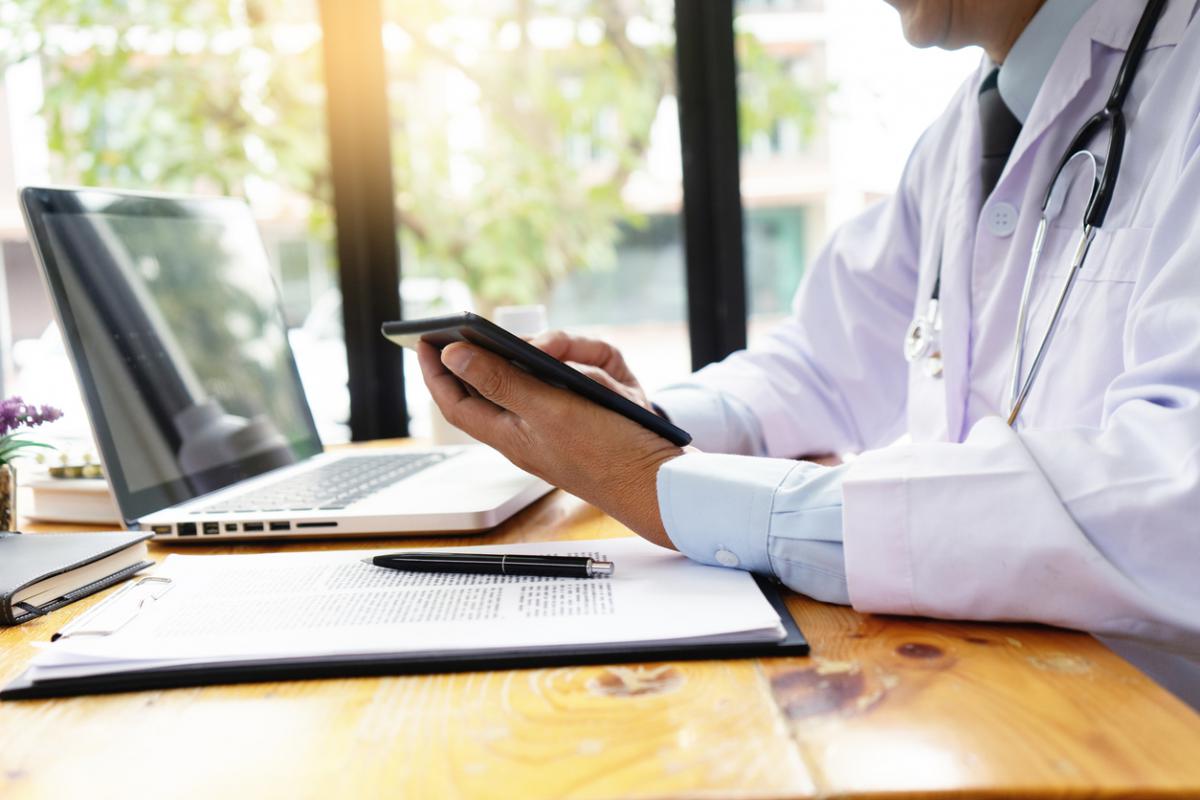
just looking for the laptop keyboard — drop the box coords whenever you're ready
[194,452,452,514]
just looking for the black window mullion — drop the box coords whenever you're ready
[674,0,748,371]
[317,0,407,440]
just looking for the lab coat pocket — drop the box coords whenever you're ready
[1044,225,1153,283]
[1018,226,1152,428]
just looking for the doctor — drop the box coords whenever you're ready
[418,0,1200,707]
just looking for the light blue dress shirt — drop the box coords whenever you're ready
[652,0,1096,603]
[998,0,1097,123]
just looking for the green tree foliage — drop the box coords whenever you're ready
[0,1,326,204]
[1,0,819,312]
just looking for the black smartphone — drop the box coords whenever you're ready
[382,312,692,447]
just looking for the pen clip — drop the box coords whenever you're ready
[51,576,174,641]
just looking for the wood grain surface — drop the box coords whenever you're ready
[2,456,1199,799]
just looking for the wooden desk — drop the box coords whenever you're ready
[2,490,1199,799]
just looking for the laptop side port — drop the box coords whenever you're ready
[177,522,197,536]
[295,521,338,529]
[243,522,264,532]
[202,522,220,535]
[269,521,291,531]
[152,525,173,536]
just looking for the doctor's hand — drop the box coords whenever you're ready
[417,340,685,548]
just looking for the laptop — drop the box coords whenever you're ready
[19,186,551,540]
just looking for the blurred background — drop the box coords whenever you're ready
[0,0,976,450]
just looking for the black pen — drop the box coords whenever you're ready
[363,552,614,578]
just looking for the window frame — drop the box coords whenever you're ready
[318,0,407,440]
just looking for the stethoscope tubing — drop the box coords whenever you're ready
[1006,0,1164,425]
[1007,149,1100,413]
[905,0,1166,428]
[1007,225,1096,426]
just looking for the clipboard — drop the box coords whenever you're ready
[1,576,808,700]
[50,575,175,641]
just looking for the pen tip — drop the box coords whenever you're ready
[360,557,375,565]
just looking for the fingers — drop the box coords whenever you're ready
[417,341,518,443]
[440,342,567,424]
[569,362,628,397]
[530,330,633,381]
[529,330,573,359]
[417,340,468,404]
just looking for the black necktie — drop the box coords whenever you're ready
[978,68,1023,200]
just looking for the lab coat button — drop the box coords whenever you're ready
[714,549,740,567]
[987,202,1018,237]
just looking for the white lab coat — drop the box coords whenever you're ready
[682,0,1200,702]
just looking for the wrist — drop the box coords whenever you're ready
[639,446,685,546]
[606,445,683,548]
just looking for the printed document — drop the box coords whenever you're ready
[23,537,785,681]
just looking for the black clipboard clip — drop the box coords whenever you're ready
[51,576,174,641]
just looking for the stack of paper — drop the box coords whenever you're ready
[15,537,786,687]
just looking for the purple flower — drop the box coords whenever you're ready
[0,396,63,437]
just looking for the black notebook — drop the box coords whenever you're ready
[0,531,153,625]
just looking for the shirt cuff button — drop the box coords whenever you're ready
[714,548,740,567]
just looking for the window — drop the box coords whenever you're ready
[0,0,348,446]
[0,0,981,450]
[735,0,978,345]
[381,0,689,435]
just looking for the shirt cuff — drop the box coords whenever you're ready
[656,451,801,575]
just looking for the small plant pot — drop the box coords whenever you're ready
[0,462,16,531]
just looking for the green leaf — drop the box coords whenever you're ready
[0,439,55,463]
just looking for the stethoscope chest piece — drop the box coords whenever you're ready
[925,350,944,379]
[905,298,944,379]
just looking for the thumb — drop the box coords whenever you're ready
[441,342,556,420]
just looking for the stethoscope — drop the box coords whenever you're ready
[903,0,1167,427]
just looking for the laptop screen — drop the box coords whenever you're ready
[21,188,324,524]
